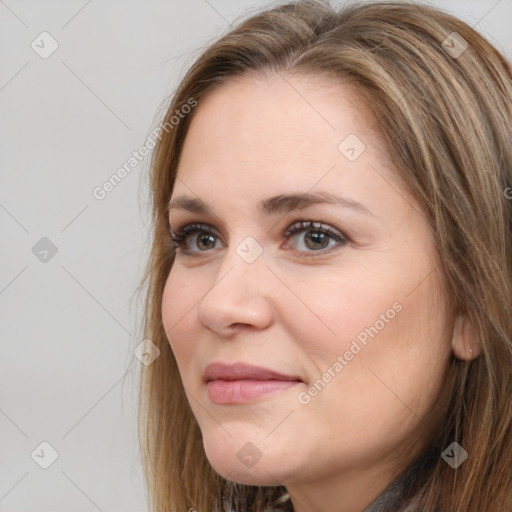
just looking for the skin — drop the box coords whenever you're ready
[161,72,478,512]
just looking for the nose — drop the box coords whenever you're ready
[196,242,274,337]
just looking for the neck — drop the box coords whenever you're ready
[285,447,429,512]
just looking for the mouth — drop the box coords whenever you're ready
[203,362,303,404]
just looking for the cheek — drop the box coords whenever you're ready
[161,268,202,375]
[285,263,451,412]
[281,238,448,357]
[280,264,407,361]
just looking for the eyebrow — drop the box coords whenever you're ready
[168,191,375,217]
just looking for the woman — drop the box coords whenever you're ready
[137,1,512,510]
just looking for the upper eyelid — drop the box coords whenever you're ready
[169,214,230,236]
[170,220,347,244]
[170,220,338,233]
[170,221,220,236]
[284,220,344,235]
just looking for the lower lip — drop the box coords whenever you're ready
[206,379,300,404]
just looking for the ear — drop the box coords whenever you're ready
[451,314,481,361]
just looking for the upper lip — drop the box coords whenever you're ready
[203,362,302,383]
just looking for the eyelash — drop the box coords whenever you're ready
[168,220,347,257]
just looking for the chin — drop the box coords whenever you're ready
[202,430,292,486]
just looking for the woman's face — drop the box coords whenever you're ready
[162,73,454,498]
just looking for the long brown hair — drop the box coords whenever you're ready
[136,1,512,510]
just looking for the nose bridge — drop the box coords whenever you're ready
[213,234,269,294]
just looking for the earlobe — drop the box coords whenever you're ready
[451,314,481,361]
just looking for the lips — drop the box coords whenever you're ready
[203,362,303,404]
[203,362,302,382]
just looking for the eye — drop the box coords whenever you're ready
[169,220,347,256]
[283,220,347,254]
[169,223,222,253]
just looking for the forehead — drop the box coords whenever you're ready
[182,73,377,153]
[172,73,394,207]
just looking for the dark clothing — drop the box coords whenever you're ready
[362,455,429,512]
[362,472,411,512]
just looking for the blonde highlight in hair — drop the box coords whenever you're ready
[136,1,512,510]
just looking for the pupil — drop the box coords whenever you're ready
[198,234,215,250]
[306,231,328,250]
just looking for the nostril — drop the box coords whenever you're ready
[229,322,252,329]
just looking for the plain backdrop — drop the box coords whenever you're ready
[1,0,511,510]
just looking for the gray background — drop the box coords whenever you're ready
[1,0,510,510]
